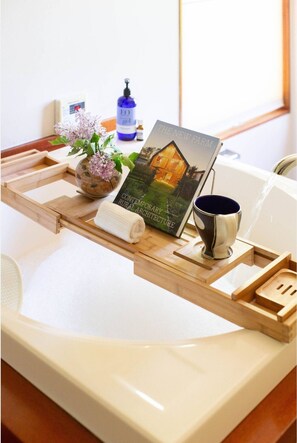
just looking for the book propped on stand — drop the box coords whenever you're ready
[113,120,222,237]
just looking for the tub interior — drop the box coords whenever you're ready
[2,157,296,341]
[9,226,241,340]
[211,161,297,256]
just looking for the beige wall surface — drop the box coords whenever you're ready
[1,0,296,173]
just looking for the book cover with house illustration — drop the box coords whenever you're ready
[114,120,222,237]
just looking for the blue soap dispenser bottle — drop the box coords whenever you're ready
[116,78,137,141]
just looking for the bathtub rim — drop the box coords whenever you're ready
[1,147,289,443]
[2,303,296,443]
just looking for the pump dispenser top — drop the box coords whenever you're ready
[123,78,131,97]
[116,78,137,141]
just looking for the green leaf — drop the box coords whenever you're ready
[50,135,69,146]
[73,139,85,149]
[128,152,139,163]
[86,144,95,157]
[102,134,114,148]
[67,146,81,156]
[90,132,99,144]
[120,155,135,171]
[113,156,123,173]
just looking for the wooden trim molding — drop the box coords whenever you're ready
[2,361,296,443]
[282,0,290,110]
[1,361,101,443]
[218,107,290,141]
[0,134,60,159]
[101,116,116,133]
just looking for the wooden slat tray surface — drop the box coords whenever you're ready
[1,151,296,342]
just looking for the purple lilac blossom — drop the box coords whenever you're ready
[89,153,116,181]
[54,109,106,146]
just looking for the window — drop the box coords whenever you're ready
[180,0,290,138]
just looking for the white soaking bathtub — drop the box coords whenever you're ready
[1,151,297,443]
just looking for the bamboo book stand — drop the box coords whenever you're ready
[1,151,296,343]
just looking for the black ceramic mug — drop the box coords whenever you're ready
[193,195,242,260]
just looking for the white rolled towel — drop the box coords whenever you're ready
[94,201,146,243]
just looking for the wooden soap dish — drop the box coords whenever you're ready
[255,269,297,321]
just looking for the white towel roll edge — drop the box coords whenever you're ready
[94,201,146,243]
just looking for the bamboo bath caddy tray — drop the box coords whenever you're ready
[1,150,296,343]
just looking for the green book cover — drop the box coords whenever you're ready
[113,120,222,237]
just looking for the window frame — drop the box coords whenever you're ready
[179,0,290,140]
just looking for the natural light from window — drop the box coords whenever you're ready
[181,0,284,135]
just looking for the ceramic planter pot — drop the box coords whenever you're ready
[75,157,121,198]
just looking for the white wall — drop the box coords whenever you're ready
[1,0,296,174]
[223,114,293,171]
[1,0,179,148]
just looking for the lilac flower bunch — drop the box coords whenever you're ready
[51,110,137,180]
[53,110,105,147]
[89,152,117,181]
